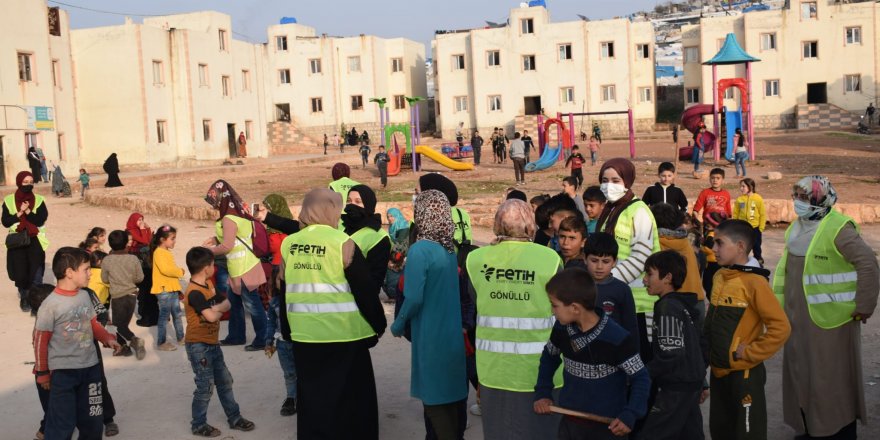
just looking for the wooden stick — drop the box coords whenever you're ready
[549,405,614,424]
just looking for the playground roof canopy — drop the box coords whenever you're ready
[703,33,760,65]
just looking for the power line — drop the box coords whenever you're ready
[47,1,163,17]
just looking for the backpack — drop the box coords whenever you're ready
[236,220,271,260]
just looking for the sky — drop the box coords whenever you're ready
[51,0,660,49]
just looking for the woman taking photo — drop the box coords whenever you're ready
[3,171,48,312]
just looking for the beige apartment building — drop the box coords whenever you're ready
[0,1,82,185]
[432,6,656,140]
[682,1,880,130]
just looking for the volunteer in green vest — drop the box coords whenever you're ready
[466,199,563,440]
[417,173,472,248]
[3,171,48,313]
[342,184,390,292]
[280,188,386,440]
[203,179,268,351]
[595,158,661,362]
[328,162,360,203]
[774,176,879,439]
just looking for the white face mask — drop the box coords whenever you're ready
[600,182,628,203]
[793,199,821,219]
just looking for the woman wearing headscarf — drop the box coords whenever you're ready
[126,213,153,255]
[391,190,467,440]
[417,173,471,249]
[774,176,879,439]
[343,184,391,292]
[50,162,66,197]
[126,212,156,327]
[280,188,385,439]
[103,153,123,187]
[386,207,410,245]
[596,158,661,360]
[203,180,268,351]
[27,147,42,183]
[465,199,563,440]
[2,171,48,312]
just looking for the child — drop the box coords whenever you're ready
[582,185,606,235]
[733,128,747,177]
[562,176,587,219]
[642,162,688,211]
[102,230,145,359]
[564,145,586,188]
[588,135,600,165]
[584,233,639,339]
[359,143,372,168]
[33,247,121,440]
[704,220,790,440]
[374,145,390,188]
[87,227,107,251]
[636,250,707,440]
[534,268,650,438]
[557,217,587,270]
[732,178,766,266]
[692,167,732,227]
[545,194,582,252]
[183,246,255,437]
[701,212,727,300]
[79,237,101,253]
[150,224,186,351]
[89,250,111,309]
[78,168,90,199]
[651,203,705,307]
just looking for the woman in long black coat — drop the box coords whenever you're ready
[103,153,124,187]
[27,147,42,183]
[2,171,47,312]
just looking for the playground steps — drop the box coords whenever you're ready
[796,103,862,130]
[267,121,321,155]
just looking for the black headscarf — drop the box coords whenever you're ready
[342,184,382,235]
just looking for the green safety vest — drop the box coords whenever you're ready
[282,224,375,343]
[452,207,472,246]
[350,227,389,257]
[214,215,260,278]
[328,177,361,203]
[612,199,662,313]
[467,241,563,392]
[4,194,49,251]
[772,211,859,329]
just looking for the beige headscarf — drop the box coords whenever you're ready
[299,188,342,227]
[493,199,537,244]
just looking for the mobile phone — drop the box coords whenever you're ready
[251,203,260,215]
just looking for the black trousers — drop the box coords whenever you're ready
[111,295,136,345]
[513,158,526,182]
[378,163,388,187]
[558,416,617,440]
[571,168,583,188]
[752,228,763,261]
[709,363,767,440]
[473,147,481,165]
[636,387,704,440]
[424,399,466,440]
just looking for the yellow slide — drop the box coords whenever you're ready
[415,145,474,171]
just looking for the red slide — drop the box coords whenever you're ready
[386,136,403,176]
[679,104,716,161]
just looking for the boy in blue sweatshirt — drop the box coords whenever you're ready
[584,233,639,341]
[534,268,651,439]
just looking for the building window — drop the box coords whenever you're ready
[845,74,861,93]
[802,41,818,59]
[684,47,699,64]
[279,69,291,84]
[636,44,650,59]
[600,42,615,59]
[558,44,572,61]
[601,85,616,102]
[52,59,61,88]
[157,120,167,143]
[686,88,700,104]
[351,95,363,111]
[276,103,291,121]
[152,60,164,85]
[198,64,209,86]
[25,132,39,149]
[487,50,501,67]
[845,27,861,45]
[276,35,288,51]
[760,33,776,51]
[764,79,780,97]
[245,120,253,139]
[310,59,322,74]
[18,52,33,82]
[522,55,536,71]
[241,69,250,91]
[639,87,652,103]
[394,95,406,110]
[801,2,817,20]
[202,120,212,141]
[560,87,574,104]
[488,95,502,111]
[311,97,323,113]
[454,96,468,112]
[391,58,403,73]
[348,56,361,73]
[452,54,465,70]
[521,18,534,34]
[221,76,231,97]
[218,29,227,51]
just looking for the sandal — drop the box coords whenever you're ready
[229,417,255,432]
[104,422,119,437]
[192,424,221,437]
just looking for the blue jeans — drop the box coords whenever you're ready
[156,292,184,344]
[735,151,748,176]
[276,338,298,399]
[45,364,104,440]
[693,147,703,171]
[227,280,268,347]
[185,343,243,431]
[590,151,597,165]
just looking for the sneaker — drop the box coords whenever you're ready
[114,345,133,357]
[157,342,177,351]
[20,298,31,313]
[280,398,297,416]
[104,422,119,437]
[229,417,255,432]
[469,403,482,416]
[191,424,221,437]
[132,337,146,360]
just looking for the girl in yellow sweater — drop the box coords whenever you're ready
[733,178,767,265]
[150,224,186,351]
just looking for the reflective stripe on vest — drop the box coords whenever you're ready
[613,199,662,313]
[772,210,860,329]
[466,241,563,392]
[350,227,389,256]
[215,215,259,278]
[282,224,375,343]
[4,194,49,251]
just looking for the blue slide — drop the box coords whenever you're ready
[724,107,743,162]
[525,143,562,172]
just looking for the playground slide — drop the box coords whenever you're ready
[386,138,404,176]
[724,108,743,162]
[525,144,562,172]
[679,104,717,161]
[415,145,474,171]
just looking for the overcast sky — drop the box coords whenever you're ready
[53,0,660,49]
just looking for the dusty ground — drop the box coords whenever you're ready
[1,130,879,439]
